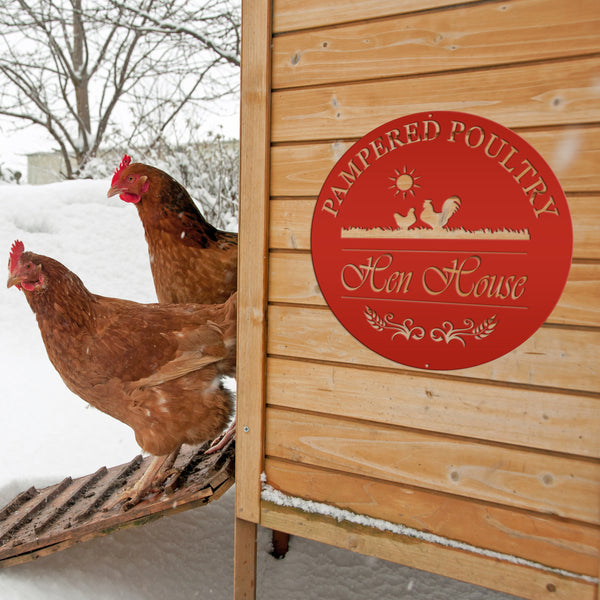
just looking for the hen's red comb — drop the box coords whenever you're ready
[9,240,24,274]
[111,154,132,185]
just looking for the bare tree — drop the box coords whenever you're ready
[0,0,240,177]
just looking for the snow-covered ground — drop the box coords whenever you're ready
[0,180,518,599]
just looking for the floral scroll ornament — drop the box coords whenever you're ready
[364,306,425,341]
[365,306,498,347]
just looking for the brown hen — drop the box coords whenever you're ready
[7,240,236,508]
[107,155,237,305]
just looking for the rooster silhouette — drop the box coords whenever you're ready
[420,196,461,230]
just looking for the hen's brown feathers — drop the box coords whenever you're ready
[109,162,237,305]
[13,249,236,457]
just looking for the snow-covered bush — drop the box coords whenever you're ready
[146,134,239,232]
[0,163,22,184]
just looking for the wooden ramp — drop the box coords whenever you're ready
[0,439,234,568]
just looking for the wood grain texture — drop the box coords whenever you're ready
[265,407,600,523]
[236,0,272,524]
[270,195,600,259]
[270,126,600,196]
[234,518,257,600]
[271,56,600,142]
[267,304,600,394]
[273,0,600,88]
[268,252,600,327]
[273,0,481,33]
[266,357,600,458]
[265,458,600,577]
[569,196,600,260]
[261,502,597,600]
[549,263,600,326]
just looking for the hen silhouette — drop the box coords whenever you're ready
[393,207,417,230]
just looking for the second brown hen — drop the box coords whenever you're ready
[107,155,239,450]
[107,155,238,305]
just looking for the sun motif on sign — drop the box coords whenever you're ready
[389,167,421,199]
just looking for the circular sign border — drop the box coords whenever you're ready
[310,111,573,371]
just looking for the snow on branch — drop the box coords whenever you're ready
[107,0,240,67]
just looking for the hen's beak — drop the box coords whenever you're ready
[7,272,21,289]
[106,185,121,198]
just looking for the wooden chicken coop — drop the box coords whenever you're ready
[234,0,600,599]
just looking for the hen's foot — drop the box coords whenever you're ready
[205,418,236,455]
[104,448,181,511]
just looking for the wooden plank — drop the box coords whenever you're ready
[265,407,600,523]
[268,194,600,261]
[234,518,257,600]
[570,195,600,260]
[273,0,600,89]
[270,127,600,196]
[268,252,600,328]
[261,501,597,600]
[269,198,314,249]
[236,0,272,524]
[271,142,346,197]
[268,252,322,304]
[273,0,483,34]
[549,263,600,327]
[271,56,600,142]
[265,458,600,577]
[531,128,600,194]
[267,304,600,393]
[266,357,600,458]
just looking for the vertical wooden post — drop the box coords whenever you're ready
[236,0,272,522]
[235,0,272,597]
[234,518,257,600]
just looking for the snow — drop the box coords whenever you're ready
[0,179,520,599]
[0,120,55,177]
[261,480,597,585]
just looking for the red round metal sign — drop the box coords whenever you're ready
[311,111,573,370]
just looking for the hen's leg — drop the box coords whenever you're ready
[105,446,181,510]
[205,417,236,454]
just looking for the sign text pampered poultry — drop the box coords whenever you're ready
[321,116,559,221]
[311,111,572,370]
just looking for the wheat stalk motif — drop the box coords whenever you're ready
[364,306,388,331]
[472,315,498,339]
